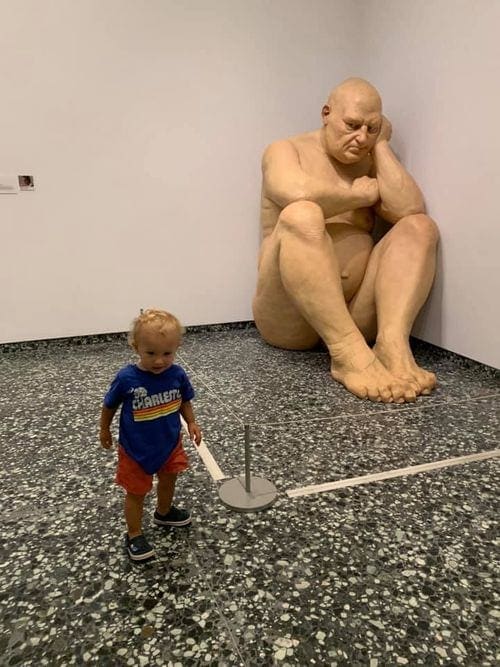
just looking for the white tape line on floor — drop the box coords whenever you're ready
[286,449,500,498]
[180,417,226,481]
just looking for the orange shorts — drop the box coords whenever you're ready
[115,439,189,495]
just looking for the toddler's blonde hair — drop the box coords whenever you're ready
[128,308,185,349]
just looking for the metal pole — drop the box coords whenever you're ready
[218,422,278,512]
[244,424,251,492]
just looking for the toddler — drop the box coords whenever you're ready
[100,308,201,562]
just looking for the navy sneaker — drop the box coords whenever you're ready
[153,506,191,527]
[125,534,155,562]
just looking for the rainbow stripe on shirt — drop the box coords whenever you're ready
[133,398,181,422]
[132,388,181,422]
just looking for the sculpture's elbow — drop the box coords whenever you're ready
[378,201,427,225]
[402,202,427,217]
[267,179,311,209]
[393,195,427,220]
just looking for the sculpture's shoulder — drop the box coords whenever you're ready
[287,130,322,156]
[263,131,320,160]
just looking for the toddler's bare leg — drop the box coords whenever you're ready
[125,492,145,538]
[157,473,177,515]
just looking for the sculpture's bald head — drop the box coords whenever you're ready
[321,78,382,164]
[327,78,382,112]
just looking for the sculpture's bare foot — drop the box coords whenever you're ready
[329,333,417,403]
[373,333,437,396]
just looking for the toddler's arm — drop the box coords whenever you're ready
[100,405,118,449]
[180,401,202,446]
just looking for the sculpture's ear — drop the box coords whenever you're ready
[321,104,331,125]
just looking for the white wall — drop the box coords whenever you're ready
[2,0,499,369]
[0,0,358,343]
[358,0,500,368]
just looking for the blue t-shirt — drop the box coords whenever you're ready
[104,364,195,474]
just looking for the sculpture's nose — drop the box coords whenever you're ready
[356,126,368,145]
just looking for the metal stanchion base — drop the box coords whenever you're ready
[218,475,278,512]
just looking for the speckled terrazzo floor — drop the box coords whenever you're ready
[0,327,498,666]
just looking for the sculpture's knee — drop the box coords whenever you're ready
[401,214,439,249]
[279,200,325,240]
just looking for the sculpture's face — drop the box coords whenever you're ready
[322,95,381,164]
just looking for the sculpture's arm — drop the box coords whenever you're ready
[262,140,378,218]
[371,127,426,224]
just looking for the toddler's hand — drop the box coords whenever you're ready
[187,422,202,446]
[100,429,114,449]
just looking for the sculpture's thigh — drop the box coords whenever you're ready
[326,224,376,341]
[252,234,320,350]
[327,224,374,302]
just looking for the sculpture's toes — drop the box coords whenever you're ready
[389,379,417,403]
[417,368,437,395]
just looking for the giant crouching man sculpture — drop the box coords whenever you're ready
[253,78,439,403]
